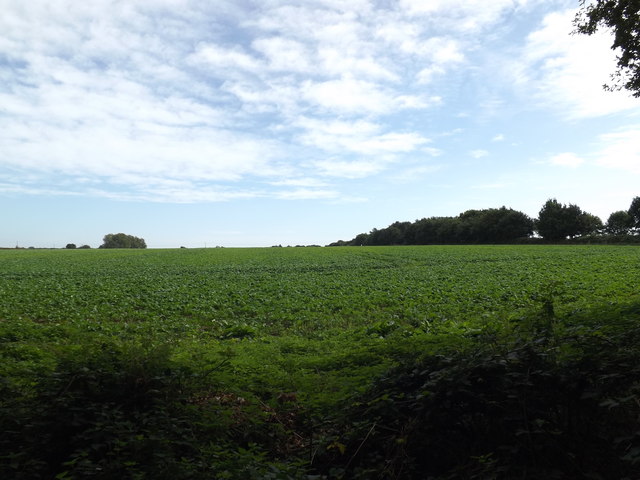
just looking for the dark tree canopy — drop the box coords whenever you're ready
[329,197,637,246]
[629,196,640,229]
[536,199,601,240]
[574,0,640,96]
[606,210,634,234]
[536,200,577,241]
[330,207,534,246]
[581,212,605,235]
[100,233,147,249]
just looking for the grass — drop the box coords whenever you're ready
[1,245,639,478]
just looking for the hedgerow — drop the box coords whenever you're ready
[319,303,640,479]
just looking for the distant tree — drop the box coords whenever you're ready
[353,233,370,246]
[100,233,147,249]
[537,199,591,240]
[65,243,77,249]
[408,218,432,244]
[606,210,634,234]
[337,206,534,246]
[494,208,536,240]
[579,213,604,236]
[536,200,563,241]
[408,217,455,244]
[574,0,640,96]
[629,196,640,232]
[457,207,534,243]
[368,222,411,245]
[433,217,460,243]
[327,240,348,247]
[78,245,91,249]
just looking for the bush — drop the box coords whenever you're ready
[320,309,640,479]
[0,340,311,479]
[0,342,205,479]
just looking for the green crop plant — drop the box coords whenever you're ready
[1,245,639,478]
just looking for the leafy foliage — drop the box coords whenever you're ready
[607,210,635,234]
[630,196,640,230]
[331,196,640,246]
[330,207,534,246]
[100,233,147,249]
[0,340,309,479]
[574,0,640,96]
[322,308,640,479]
[1,342,200,478]
[536,198,602,240]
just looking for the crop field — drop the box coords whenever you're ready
[2,245,640,479]
[2,245,639,335]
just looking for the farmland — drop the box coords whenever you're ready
[1,245,640,479]
[2,245,639,335]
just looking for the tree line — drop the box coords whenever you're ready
[329,197,640,246]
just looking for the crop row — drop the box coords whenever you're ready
[1,245,638,339]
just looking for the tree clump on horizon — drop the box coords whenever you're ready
[99,233,147,249]
[330,197,639,246]
[536,199,603,241]
[330,207,535,246]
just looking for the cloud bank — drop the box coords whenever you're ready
[0,0,636,203]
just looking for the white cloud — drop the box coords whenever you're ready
[352,132,430,154]
[189,43,262,73]
[2,0,636,209]
[0,116,284,183]
[470,149,489,159]
[392,164,443,182]
[0,173,261,204]
[492,134,505,142]
[275,188,340,200]
[374,21,423,54]
[422,147,444,157]
[517,8,640,118]
[549,152,584,168]
[416,66,446,84]
[317,47,398,81]
[301,76,423,114]
[399,0,534,32]
[421,37,466,64]
[295,117,430,155]
[269,178,330,188]
[252,37,312,73]
[313,159,386,178]
[594,128,640,174]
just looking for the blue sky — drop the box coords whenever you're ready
[1,0,639,248]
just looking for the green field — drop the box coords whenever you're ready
[1,246,639,479]
[2,245,639,334]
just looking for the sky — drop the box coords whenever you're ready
[1,0,639,248]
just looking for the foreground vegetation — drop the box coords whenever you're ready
[1,246,639,478]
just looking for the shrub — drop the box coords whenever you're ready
[320,309,640,479]
[0,342,205,479]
